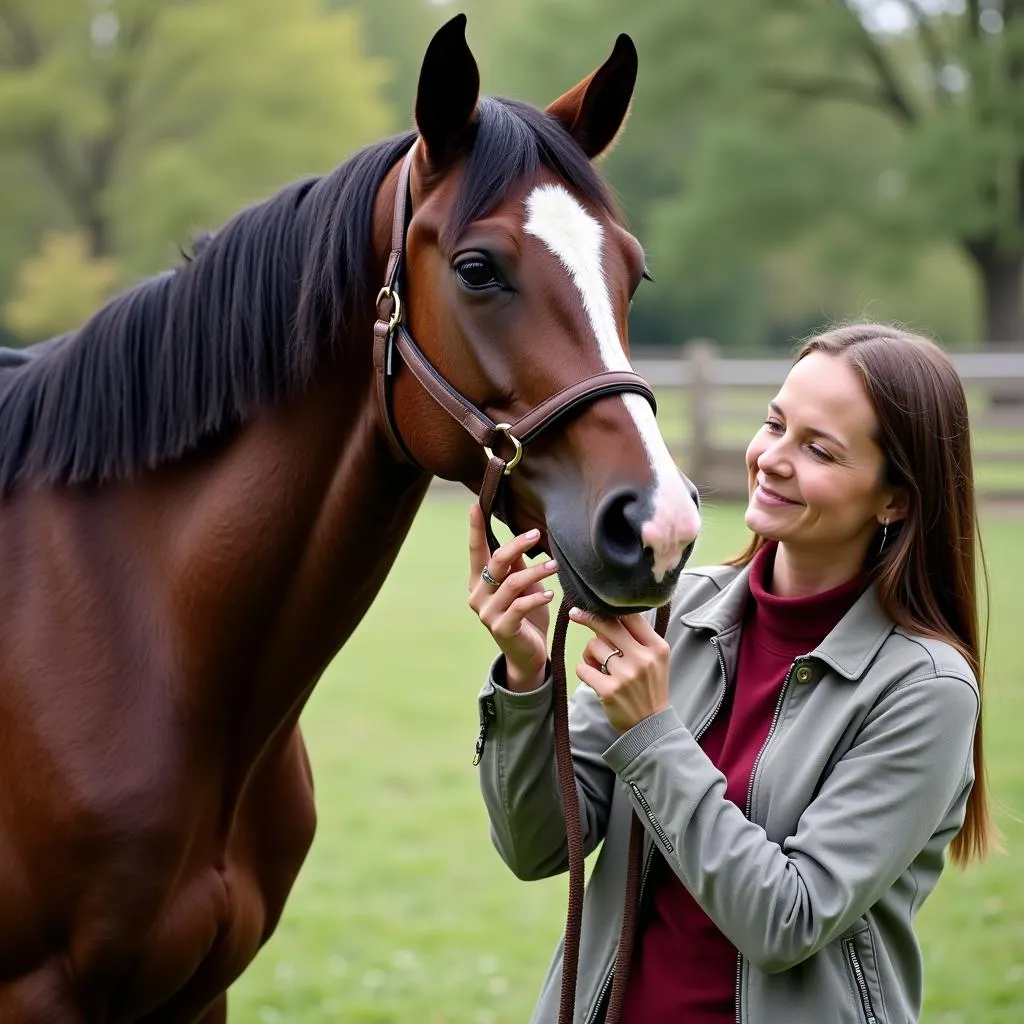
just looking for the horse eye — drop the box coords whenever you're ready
[455,258,500,290]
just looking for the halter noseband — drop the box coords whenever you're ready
[372,146,659,553]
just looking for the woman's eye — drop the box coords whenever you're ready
[455,259,500,290]
[809,445,834,462]
[763,417,783,432]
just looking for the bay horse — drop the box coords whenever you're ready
[0,15,700,1022]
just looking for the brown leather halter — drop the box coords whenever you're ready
[372,144,667,1024]
[372,146,659,553]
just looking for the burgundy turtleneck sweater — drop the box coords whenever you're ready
[622,543,864,1023]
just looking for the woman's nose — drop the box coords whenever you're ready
[757,440,791,476]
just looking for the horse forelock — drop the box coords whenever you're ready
[440,97,616,248]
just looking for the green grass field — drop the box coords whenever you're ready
[230,496,1024,1023]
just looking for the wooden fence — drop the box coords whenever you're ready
[632,342,1024,503]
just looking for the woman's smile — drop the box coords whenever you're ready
[753,481,803,507]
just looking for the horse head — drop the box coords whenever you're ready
[376,15,701,614]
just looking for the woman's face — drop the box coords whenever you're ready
[744,352,899,562]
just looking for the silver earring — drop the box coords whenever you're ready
[878,517,889,554]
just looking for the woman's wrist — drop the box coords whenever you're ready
[504,659,547,693]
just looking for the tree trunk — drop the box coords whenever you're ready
[85,210,112,260]
[967,240,1024,346]
[965,240,1024,406]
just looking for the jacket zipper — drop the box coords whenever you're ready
[472,695,497,766]
[843,937,878,1024]
[734,657,802,1024]
[707,636,730,730]
[628,783,673,853]
[587,637,731,1023]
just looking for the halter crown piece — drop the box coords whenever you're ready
[372,143,671,1024]
[371,145,659,554]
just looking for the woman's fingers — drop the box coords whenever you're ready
[468,503,543,592]
[577,660,615,699]
[472,559,558,616]
[489,589,556,641]
[569,607,669,658]
[618,611,663,646]
[567,606,633,650]
[467,504,493,587]
[469,503,527,586]
[582,637,626,675]
[485,530,541,585]
[573,624,672,733]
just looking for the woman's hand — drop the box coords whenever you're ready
[467,504,559,692]
[568,607,672,733]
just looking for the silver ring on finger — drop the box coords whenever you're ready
[600,649,623,675]
[481,565,502,587]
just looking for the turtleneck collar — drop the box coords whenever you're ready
[746,542,865,653]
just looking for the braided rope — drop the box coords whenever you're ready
[551,600,671,1024]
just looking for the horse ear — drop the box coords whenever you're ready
[546,34,638,160]
[415,14,480,166]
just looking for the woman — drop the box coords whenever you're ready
[467,324,994,1024]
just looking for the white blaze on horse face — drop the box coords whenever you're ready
[523,184,700,582]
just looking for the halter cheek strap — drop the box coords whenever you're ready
[372,145,659,553]
[373,147,419,468]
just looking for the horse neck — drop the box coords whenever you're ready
[260,351,432,670]
[155,341,430,746]
[151,158,432,749]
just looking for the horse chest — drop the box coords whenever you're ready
[0,716,315,1021]
[114,730,316,1018]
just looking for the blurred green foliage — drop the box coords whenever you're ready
[464,0,1023,348]
[4,230,120,340]
[1,0,1022,349]
[0,0,391,321]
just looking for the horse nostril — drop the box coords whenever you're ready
[683,475,700,509]
[592,488,646,571]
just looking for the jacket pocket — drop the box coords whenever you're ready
[842,927,883,1024]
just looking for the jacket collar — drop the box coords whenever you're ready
[679,563,896,681]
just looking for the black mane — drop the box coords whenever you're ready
[0,98,612,496]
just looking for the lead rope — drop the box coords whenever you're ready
[550,596,671,1024]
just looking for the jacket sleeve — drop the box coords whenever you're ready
[476,655,622,881]
[603,672,979,972]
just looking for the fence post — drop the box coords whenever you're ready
[684,339,717,485]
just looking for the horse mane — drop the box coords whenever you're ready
[0,98,612,497]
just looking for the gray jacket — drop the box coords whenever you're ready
[475,563,979,1024]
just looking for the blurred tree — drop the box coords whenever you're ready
[327,1,540,120]
[330,0,446,125]
[489,0,1024,346]
[5,231,120,341]
[259,2,777,348]
[0,0,392,336]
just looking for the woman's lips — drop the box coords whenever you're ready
[754,483,802,506]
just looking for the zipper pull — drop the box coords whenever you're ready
[472,696,497,766]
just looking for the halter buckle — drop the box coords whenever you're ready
[376,286,402,335]
[484,423,523,475]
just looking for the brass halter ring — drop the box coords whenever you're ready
[484,423,524,475]
[375,286,402,334]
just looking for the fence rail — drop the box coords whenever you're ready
[633,342,1024,503]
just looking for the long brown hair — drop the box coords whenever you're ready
[729,323,995,865]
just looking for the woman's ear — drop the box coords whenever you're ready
[880,488,910,525]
